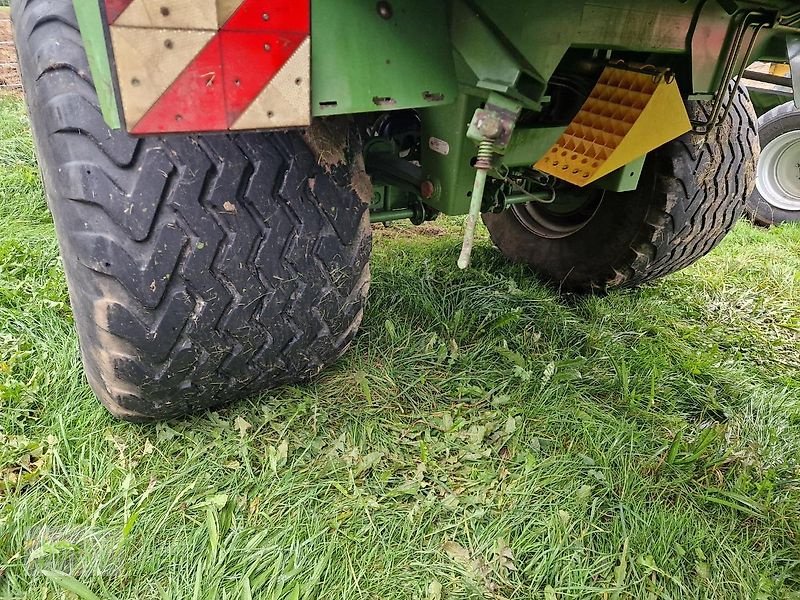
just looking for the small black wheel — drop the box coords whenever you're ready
[13,0,372,420]
[483,83,759,293]
[746,101,800,226]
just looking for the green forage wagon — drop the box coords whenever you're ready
[10,0,800,419]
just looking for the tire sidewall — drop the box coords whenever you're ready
[482,163,659,292]
[747,102,800,225]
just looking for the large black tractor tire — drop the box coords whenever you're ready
[12,0,372,420]
[746,101,800,226]
[483,84,759,293]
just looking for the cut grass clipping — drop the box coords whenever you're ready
[0,93,799,599]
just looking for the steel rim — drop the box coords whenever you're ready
[756,130,800,212]
[511,187,604,239]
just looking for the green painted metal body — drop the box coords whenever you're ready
[503,127,566,169]
[418,95,482,212]
[310,0,456,116]
[74,0,800,219]
[72,0,120,129]
[749,88,792,115]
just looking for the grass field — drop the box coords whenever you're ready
[0,92,799,599]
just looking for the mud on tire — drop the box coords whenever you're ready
[13,0,372,420]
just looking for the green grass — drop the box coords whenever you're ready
[0,92,799,599]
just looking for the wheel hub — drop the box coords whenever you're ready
[756,130,800,212]
[511,186,604,239]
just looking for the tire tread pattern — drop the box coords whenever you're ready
[627,84,758,287]
[13,0,371,420]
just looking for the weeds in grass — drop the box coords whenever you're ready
[0,94,799,598]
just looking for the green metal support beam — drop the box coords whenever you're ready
[502,126,566,168]
[419,94,483,215]
[72,0,120,130]
[370,209,416,223]
[593,156,646,193]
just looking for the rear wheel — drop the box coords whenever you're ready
[13,0,372,420]
[483,84,759,293]
[746,101,800,226]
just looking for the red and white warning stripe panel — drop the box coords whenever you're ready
[104,0,311,134]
